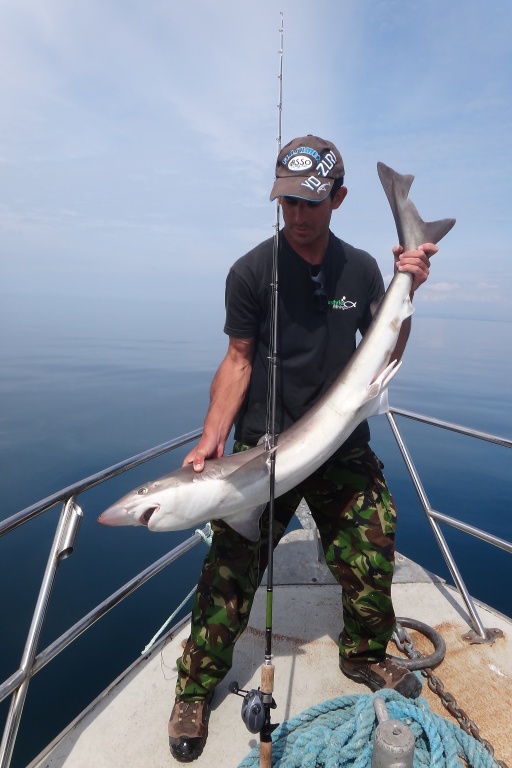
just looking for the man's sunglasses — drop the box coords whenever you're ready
[283,196,322,208]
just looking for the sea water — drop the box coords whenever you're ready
[0,294,511,767]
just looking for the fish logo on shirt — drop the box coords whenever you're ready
[329,297,357,310]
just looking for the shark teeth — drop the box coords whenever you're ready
[140,506,159,527]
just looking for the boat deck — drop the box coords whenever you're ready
[30,529,512,768]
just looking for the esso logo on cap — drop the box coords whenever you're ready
[288,156,313,171]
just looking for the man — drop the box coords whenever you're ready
[168,135,436,762]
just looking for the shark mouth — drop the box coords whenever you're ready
[139,505,159,527]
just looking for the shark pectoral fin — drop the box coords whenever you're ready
[216,451,271,540]
[225,504,266,541]
[366,360,403,416]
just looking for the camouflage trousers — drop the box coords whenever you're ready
[176,443,397,701]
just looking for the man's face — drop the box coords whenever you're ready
[279,187,347,252]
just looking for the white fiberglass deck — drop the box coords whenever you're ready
[31,531,512,768]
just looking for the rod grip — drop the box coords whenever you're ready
[259,662,275,767]
[260,662,274,693]
[259,739,272,768]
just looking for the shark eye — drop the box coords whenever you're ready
[137,487,148,495]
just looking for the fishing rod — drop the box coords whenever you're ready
[258,11,284,767]
[230,13,283,768]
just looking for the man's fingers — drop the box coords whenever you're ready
[182,448,206,471]
[193,452,206,472]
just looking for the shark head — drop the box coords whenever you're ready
[97,452,270,540]
[97,464,214,531]
[97,479,167,528]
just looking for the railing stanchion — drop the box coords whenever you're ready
[387,410,488,639]
[0,498,81,768]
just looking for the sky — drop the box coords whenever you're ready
[1,0,511,324]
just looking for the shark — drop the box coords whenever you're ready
[98,163,455,540]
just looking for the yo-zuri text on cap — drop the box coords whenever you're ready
[269,135,345,203]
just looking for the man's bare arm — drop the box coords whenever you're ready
[183,336,255,472]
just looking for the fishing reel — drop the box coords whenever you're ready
[229,681,276,734]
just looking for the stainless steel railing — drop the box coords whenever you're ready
[1,413,511,768]
[0,428,203,537]
[0,428,202,768]
[387,407,512,640]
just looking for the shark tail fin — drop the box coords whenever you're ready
[377,161,456,247]
[378,161,415,202]
[419,215,457,245]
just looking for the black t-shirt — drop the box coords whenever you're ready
[224,230,385,448]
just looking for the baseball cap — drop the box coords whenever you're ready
[269,135,345,202]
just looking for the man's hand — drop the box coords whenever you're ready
[393,242,438,294]
[182,435,225,473]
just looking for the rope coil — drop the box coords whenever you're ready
[236,690,501,768]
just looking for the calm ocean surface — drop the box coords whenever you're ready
[1,295,511,767]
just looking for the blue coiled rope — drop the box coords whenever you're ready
[236,689,498,768]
